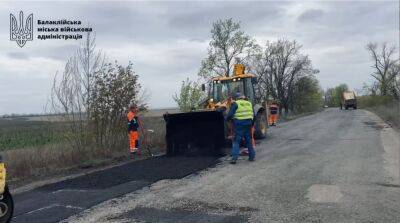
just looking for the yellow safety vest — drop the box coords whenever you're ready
[234,99,254,120]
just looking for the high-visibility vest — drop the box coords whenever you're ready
[234,99,254,120]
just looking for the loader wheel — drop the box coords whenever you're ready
[0,187,13,223]
[254,111,267,139]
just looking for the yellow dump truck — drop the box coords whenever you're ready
[340,91,357,110]
[0,157,13,223]
[164,64,268,156]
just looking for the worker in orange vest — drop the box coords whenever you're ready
[127,104,140,156]
[268,103,279,126]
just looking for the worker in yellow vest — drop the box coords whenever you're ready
[226,92,256,164]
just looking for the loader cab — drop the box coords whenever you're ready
[210,75,256,104]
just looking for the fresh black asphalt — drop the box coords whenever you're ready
[11,156,220,223]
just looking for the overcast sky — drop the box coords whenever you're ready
[0,1,398,115]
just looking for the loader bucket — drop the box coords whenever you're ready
[163,110,226,156]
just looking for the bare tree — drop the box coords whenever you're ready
[51,33,105,150]
[366,42,398,96]
[243,45,272,103]
[199,18,255,79]
[389,62,400,98]
[254,39,315,114]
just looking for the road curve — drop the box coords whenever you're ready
[66,108,400,223]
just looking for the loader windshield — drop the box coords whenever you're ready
[213,80,243,102]
[212,78,252,102]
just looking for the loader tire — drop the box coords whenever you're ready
[0,186,13,223]
[254,111,267,139]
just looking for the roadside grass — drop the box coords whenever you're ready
[1,114,166,187]
[139,116,166,153]
[358,95,400,129]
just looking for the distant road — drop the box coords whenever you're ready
[11,108,400,223]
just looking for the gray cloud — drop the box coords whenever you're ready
[297,9,324,23]
[7,52,30,60]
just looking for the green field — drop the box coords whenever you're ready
[0,118,65,151]
[0,112,168,151]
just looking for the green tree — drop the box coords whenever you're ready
[291,75,323,113]
[334,84,348,106]
[199,18,255,79]
[173,78,205,112]
[324,84,348,107]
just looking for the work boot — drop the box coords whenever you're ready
[230,159,237,164]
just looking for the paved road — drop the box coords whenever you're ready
[64,108,400,223]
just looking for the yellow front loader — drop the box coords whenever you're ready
[0,157,13,223]
[164,64,268,156]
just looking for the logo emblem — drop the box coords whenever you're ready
[10,11,33,48]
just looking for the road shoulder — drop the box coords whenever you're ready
[364,110,400,185]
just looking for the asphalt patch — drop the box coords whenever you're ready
[13,204,79,223]
[13,156,221,223]
[374,182,400,188]
[110,207,248,223]
[363,121,389,130]
[38,156,220,190]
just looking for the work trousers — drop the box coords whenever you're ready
[232,122,255,160]
[269,114,278,125]
[129,131,139,153]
